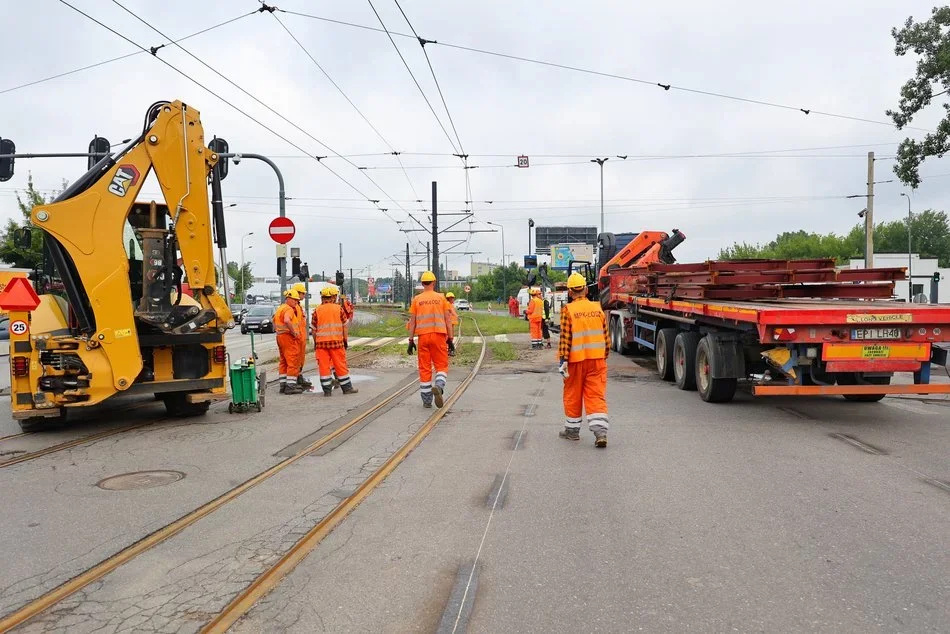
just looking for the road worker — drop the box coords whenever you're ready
[445,291,460,357]
[292,282,313,390]
[526,287,545,349]
[407,271,454,408]
[558,272,610,448]
[340,292,355,325]
[274,289,304,394]
[312,285,358,396]
[542,293,553,349]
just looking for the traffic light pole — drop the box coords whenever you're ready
[431,181,439,291]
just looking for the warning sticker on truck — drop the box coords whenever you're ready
[846,313,912,324]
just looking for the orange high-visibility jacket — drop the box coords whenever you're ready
[564,298,607,363]
[313,302,346,344]
[526,296,544,322]
[273,303,297,336]
[409,290,452,335]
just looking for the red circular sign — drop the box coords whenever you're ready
[464,285,472,293]
[268,217,296,244]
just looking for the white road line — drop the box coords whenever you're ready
[369,337,395,347]
[493,334,508,342]
[349,337,372,346]
[397,338,410,345]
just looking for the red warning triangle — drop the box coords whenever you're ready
[0,277,41,311]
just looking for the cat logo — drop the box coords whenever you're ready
[108,164,141,197]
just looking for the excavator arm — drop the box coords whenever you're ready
[24,101,232,404]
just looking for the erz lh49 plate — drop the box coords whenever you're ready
[852,327,901,340]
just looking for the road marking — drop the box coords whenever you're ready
[397,338,410,345]
[349,337,373,346]
[368,337,395,347]
[494,334,508,342]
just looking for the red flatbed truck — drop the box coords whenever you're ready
[589,231,950,403]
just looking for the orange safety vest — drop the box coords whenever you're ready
[448,304,459,327]
[274,303,296,336]
[410,290,449,335]
[527,296,544,322]
[313,302,345,343]
[565,298,607,362]
[293,304,307,340]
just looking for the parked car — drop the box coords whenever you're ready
[455,298,472,311]
[241,305,276,334]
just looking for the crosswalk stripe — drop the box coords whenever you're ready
[494,334,509,342]
[369,337,395,347]
[349,337,372,346]
[397,338,410,345]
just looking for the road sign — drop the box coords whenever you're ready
[464,284,472,293]
[0,277,40,311]
[268,217,296,244]
[517,155,529,168]
[9,319,27,335]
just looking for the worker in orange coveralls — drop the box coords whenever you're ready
[311,285,358,397]
[526,287,545,349]
[558,272,610,448]
[291,282,313,390]
[274,289,304,394]
[407,271,454,408]
[445,291,460,356]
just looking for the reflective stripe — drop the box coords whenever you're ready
[573,329,602,338]
[564,420,582,429]
[571,342,605,351]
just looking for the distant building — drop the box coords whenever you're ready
[470,261,497,277]
[847,253,948,303]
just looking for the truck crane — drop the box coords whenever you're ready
[8,100,235,431]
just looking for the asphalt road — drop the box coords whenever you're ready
[0,346,947,632]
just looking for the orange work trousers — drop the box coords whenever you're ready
[316,347,349,381]
[418,332,449,390]
[562,358,608,431]
[277,333,301,378]
[298,337,307,374]
[529,319,543,342]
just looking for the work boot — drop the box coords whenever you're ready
[284,383,303,395]
[323,388,332,397]
[559,427,580,441]
[279,383,287,394]
[342,383,359,395]
[594,431,608,448]
[432,385,444,408]
[297,375,313,389]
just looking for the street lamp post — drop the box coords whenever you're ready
[487,221,506,296]
[901,192,912,302]
[528,218,535,259]
[591,158,609,236]
[240,232,254,303]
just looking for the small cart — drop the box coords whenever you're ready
[228,333,266,413]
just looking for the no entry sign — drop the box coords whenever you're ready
[268,216,296,244]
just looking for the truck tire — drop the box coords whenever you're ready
[610,317,621,352]
[673,331,702,390]
[695,337,738,403]
[837,373,889,402]
[656,328,678,381]
[18,411,67,433]
[161,393,211,417]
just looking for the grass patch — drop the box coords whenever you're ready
[489,342,518,361]
[348,314,407,338]
[463,313,529,336]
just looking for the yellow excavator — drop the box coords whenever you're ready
[8,100,234,431]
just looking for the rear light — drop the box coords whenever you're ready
[213,346,227,363]
[772,328,797,342]
[12,357,29,377]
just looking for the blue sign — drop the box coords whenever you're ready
[552,245,574,270]
[377,283,392,293]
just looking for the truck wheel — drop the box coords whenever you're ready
[656,328,678,381]
[696,337,737,403]
[161,393,211,417]
[18,412,67,433]
[837,373,889,402]
[673,332,702,390]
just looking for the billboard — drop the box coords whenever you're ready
[534,226,598,254]
[551,243,595,270]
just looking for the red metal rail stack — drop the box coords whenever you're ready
[608,259,905,301]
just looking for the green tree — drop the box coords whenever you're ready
[718,230,858,261]
[0,175,64,268]
[887,7,950,187]
[227,261,254,302]
[875,209,950,266]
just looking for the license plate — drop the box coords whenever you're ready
[860,345,891,359]
[851,328,901,340]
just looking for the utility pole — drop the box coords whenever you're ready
[350,267,355,301]
[427,242,431,272]
[528,218,535,258]
[431,181,439,290]
[591,158,609,236]
[405,242,411,307]
[866,151,875,268]
[339,242,343,276]
[901,192,913,301]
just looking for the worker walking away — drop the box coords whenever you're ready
[526,288,545,349]
[275,289,304,394]
[558,273,610,448]
[312,285,358,397]
[445,291,460,357]
[292,282,313,390]
[407,271,454,408]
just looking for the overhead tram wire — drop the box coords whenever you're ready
[105,0,409,228]
[279,8,930,133]
[269,12,428,245]
[0,9,258,96]
[56,0,406,233]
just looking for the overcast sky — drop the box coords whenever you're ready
[1,0,946,280]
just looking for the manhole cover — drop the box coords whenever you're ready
[96,470,185,491]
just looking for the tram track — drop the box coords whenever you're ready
[0,317,485,632]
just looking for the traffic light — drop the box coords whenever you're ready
[0,138,15,182]
[208,137,229,180]
[335,270,345,286]
[291,256,301,276]
[87,135,111,169]
[934,272,942,283]
[298,262,309,281]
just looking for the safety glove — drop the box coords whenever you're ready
[447,338,456,354]
[558,359,569,379]
[407,339,416,355]
[343,338,348,349]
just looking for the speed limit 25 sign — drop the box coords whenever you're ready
[9,319,28,336]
